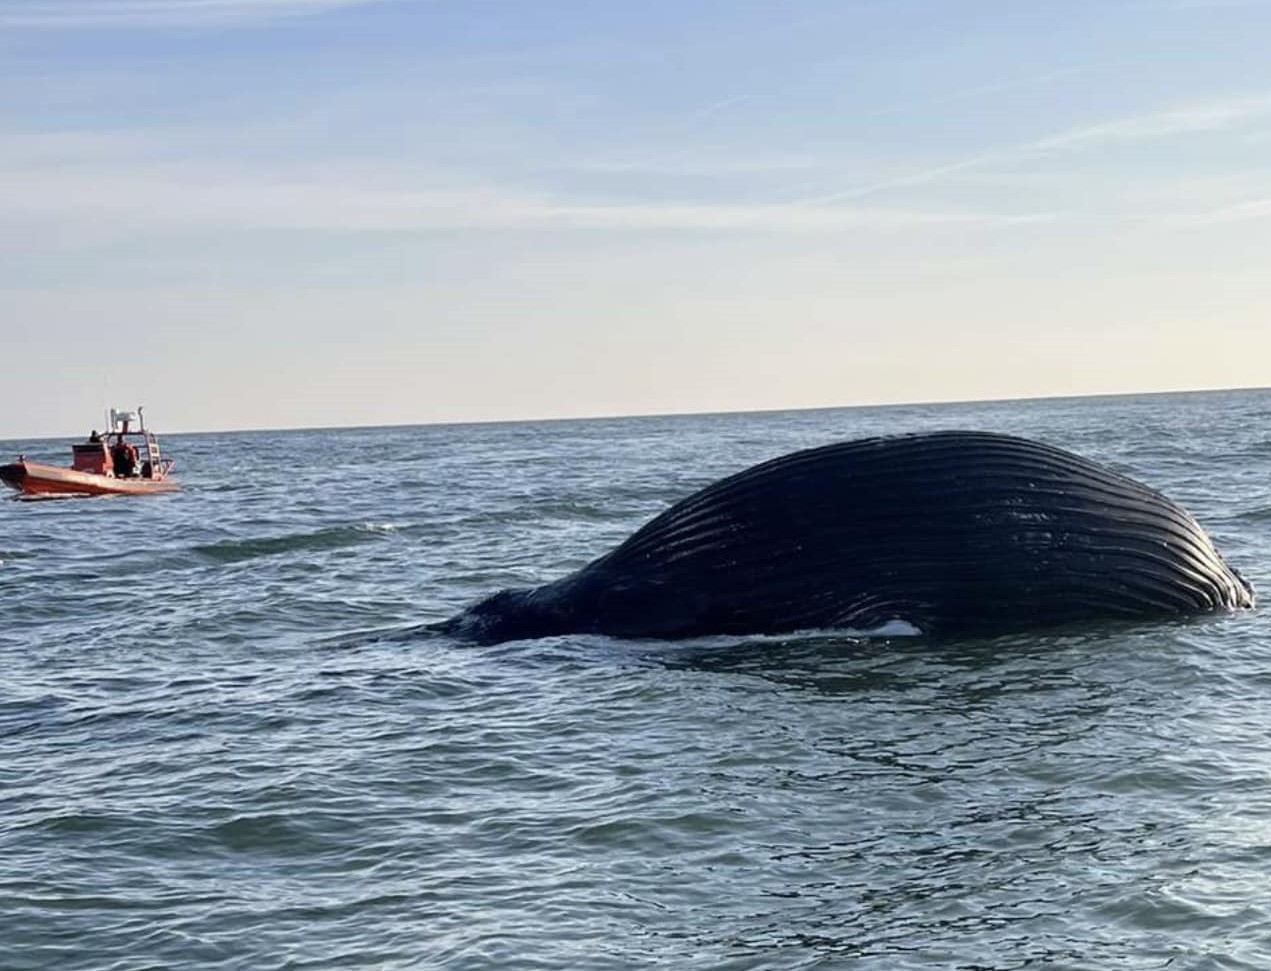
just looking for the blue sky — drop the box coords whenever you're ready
[4,0,1270,436]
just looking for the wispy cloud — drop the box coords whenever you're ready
[863,66,1090,121]
[1161,197,1271,226]
[0,164,1050,235]
[686,95,756,122]
[791,93,1271,206]
[0,0,390,29]
[1151,0,1271,8]
[562,151,833,178]
[1032,95,1271,150]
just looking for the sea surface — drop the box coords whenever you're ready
[3,389,1271,971]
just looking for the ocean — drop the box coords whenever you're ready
[2,389,1270,970]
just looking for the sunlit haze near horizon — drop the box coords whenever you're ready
[3,0,1270,437]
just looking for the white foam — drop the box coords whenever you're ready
[595,619,926,651]
[862,618,924,637]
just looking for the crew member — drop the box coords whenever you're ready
[111,435,138,477]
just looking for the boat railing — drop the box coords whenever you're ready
[143,432,168,479]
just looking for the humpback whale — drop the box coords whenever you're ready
[439,431,1253,645]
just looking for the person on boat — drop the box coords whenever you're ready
[111,435,138,477]
[88,430,101,443]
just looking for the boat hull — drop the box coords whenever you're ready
[0,460,179,499]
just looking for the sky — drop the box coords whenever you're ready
[3,0,1271,436]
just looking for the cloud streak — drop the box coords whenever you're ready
[0,0,390,29]
[6,94,1267,238]
[0,164,1051,236]
[1161,197,1271,226]
[1032,95,1271,150]
[792,93,1271,206]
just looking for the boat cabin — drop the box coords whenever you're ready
[72,409,171,480]
[72,441,112,476]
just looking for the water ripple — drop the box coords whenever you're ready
[3,392,1271,969]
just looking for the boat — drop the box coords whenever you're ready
[0,407,179,500]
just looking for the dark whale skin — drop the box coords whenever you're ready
[440,431,1254,645]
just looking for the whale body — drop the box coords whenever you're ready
[440,431,1254,645]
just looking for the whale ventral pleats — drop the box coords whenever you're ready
[440,430,1254,646]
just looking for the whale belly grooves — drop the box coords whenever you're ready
[440,431,1254,645]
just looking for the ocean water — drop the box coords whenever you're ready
[3,389,1271,971]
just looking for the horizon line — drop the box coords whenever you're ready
[2,382,1267,444]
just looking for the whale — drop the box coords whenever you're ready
[438,431,1254,645]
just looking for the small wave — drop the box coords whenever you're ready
[317,622,446,649]
[472,501,628,527]
[212,813,307,852]
[192,524,394,563]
